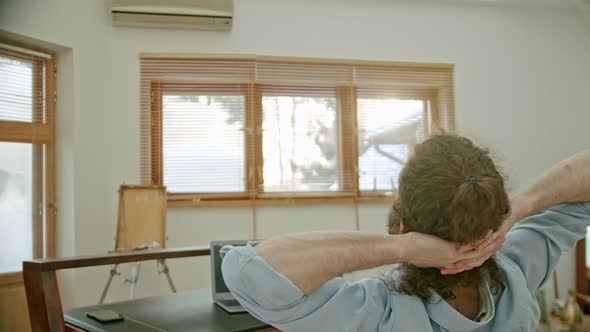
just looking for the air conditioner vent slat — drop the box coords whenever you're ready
[111,0,233,31]
[111,5,232,17]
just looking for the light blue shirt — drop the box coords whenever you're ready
[221,203,590,332]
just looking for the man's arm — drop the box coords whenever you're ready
[221,232,491,331]
[512,149,590,220]
[221,241,394,331]
[254,232,403,294]
[253,231,492,294]
[501,203,590,291]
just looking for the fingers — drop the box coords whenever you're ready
[474,230,494,252]
[441,266,467,275]
[455,246,489,261]
[441,236,506,275]
[458,229,500,259]
[457,243,477,254]
[456,229,492,256]
[441,255,500,275]
[441,265,473,275]
[457,230,491,254]
[441,253,491,275]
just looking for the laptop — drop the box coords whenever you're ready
[210,240,250,313]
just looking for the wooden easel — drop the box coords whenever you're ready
[98,185,176,304]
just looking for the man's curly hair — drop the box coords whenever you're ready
[388,134,509,301]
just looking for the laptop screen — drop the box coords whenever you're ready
[211,242,230,293]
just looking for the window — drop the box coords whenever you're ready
[141,56,454,206]
[161,93,246,193]
[357,97,425,192]
[262,92,339,193]
[0,43,55,273]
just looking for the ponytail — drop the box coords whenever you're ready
[449,175,510,244]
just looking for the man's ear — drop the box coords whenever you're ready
[400,222,406,234]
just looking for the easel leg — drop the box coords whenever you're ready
[158,259,177,293]
[99,264,120,304]
[126,262,141,300]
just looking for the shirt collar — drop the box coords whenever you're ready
[424,280,495,331]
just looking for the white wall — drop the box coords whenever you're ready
[1,0,589,308]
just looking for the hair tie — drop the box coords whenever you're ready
[464,174,478,185]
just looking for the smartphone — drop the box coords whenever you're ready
[86,309,124,323]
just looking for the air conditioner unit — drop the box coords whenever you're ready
[111,0,233,31]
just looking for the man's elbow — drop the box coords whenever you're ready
[221,248,243,294]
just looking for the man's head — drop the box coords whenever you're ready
[388,134,509,300]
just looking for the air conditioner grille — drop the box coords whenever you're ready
[112,12,232,30]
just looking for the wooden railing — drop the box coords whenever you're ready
[22,246,210,332]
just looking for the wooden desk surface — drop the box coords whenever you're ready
[64,289,274,332]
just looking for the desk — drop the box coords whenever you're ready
[64,289,273,332]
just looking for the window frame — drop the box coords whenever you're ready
[150,82,253,201]
[0,42,56,273]
[257,84,345,195]
[144,56,452,207]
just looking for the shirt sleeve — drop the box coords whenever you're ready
[220,244,394,332]
[500,202,590,292]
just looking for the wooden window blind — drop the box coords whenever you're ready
[0,42,56,271]
[140,55,454,207]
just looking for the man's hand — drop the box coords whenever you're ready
[438,196,532,274]
[436,231,506,275]
[402,231,504,271]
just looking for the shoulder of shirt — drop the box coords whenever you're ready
[494,252,522,274]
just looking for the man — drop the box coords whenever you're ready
[222,134,590,331]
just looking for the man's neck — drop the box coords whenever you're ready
[447,286,481,321]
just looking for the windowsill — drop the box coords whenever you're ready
[0,271,23,286]
[167,194,394,208]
